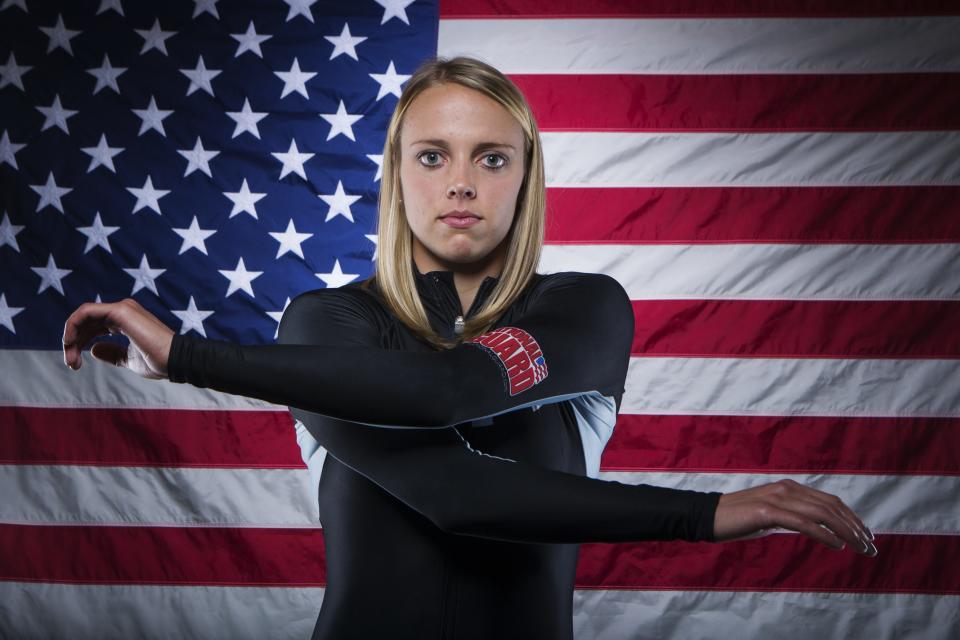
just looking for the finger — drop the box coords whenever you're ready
[790,497,873,554]
[63,303,122,369]
[91,342,128,367]
[763,505,847,550]
[789,482,874,542]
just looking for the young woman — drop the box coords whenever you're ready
[62,57,876,639]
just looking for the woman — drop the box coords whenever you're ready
[62,57,876,639]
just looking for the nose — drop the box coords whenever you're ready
[446,163,476,200]
[446,182,476,199]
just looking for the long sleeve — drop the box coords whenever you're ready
[168,273,635,429]
[166,276,721,544]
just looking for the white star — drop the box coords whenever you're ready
[325,22,366,60]
[369,61,410,101]
[266,297,291,339]
[86,54,127,94]
[31,254,72,295]
[374,0,416,25]
[0,52,31,91]
[177,136,219,177]
[172,296,214,337]
[81,133,124,173]
[272,139,314,180]
[135,18,175,55]
[172,215,216,254]
[318,180,361,223]
[76,211,120,254]
[231,21,271,58]
[366,153,383,182]
[316,259,359,288]
[365,233,378,260]
[269,219,313,259]
[275,57,315,99]
[319,100,363,142]
[0,211,24,252]
[192,0,219,19]
[1,130,26,169]
[123,254,165,296]
[1,0,28,12]
[226,98,267,139]
[223,178,266,219]
[127,176,170,215]
[30,172,72,214]
[180,56,221,97]
[0,293,24,334]
[36,95,78,134]
[132,96,173,137]
[219,257,262,298]
[282,0,318,22]
[96,0,124,15]
[40,14,81,56]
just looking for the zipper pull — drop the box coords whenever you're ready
[454,315,464,336]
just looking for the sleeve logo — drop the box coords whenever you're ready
[468,327,548,396]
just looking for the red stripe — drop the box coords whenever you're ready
[543,187,960,243]
[603,414,960,475]
[631,300,960,358]
[1,524,952,594]
[0,524,325,587]
[514,74,960,133]
[0,407,301,468]
[440,0,960,18]
[577,534,959,593]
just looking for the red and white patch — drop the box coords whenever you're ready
[468,327,548,396]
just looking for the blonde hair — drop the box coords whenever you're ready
[366,56,546,349]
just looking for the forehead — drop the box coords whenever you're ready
[400,83,524,146]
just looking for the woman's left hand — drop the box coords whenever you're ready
[62,298,175,379]
[713,478,877,556]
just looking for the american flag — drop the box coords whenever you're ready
[1,0,959,638]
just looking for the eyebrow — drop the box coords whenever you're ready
[409,138,518,152]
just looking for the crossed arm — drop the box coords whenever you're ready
[61,274,878,554]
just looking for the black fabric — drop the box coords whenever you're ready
[166,268,722,640]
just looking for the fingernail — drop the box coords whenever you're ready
[866,529,875,542]
[868,542,878,557]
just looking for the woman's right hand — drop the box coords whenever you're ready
[714,478,878,556]
[62,298,175,380]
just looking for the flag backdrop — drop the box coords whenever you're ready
[1,0,959,638]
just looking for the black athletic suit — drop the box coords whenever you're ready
[167,267,722,639]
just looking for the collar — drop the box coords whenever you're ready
[413,265,501,337]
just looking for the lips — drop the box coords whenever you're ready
[439,210,481,229]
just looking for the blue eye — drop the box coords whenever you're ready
[418,151,442,167]
[481,154,506,169]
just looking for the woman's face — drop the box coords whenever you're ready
[398,83,526,274]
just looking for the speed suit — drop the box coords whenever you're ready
[167,267,722,640]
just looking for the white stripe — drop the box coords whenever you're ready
[573,590,960,640]
[6,347,960,421]
[3,463,956,535]
[438,17,960,74]
[598,471,960,536]
[0,464,318,527]
[2,584,957,640]
[0,582,323,640]
[624,356,960,418]
[540,243,960,301]
[0,350,282,410]
[541,131,960,187]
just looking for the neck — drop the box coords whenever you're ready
[413,243,506,315]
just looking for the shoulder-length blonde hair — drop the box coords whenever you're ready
[365,56,546,349]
